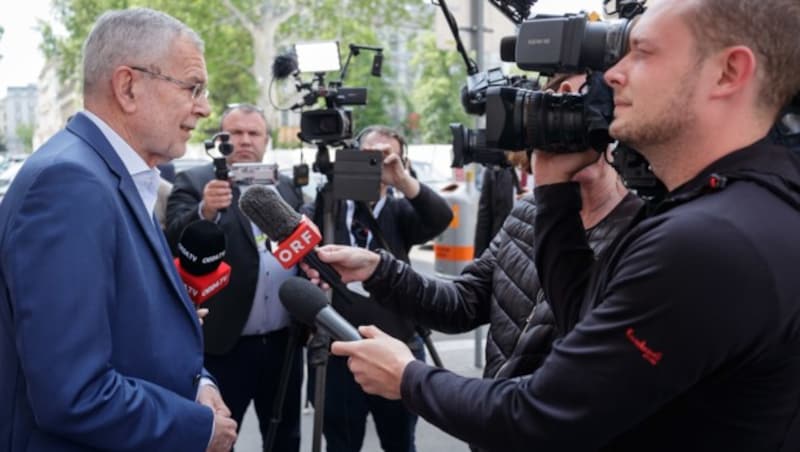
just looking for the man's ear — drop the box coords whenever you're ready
[710,45,757,101]
[111,66,138,113]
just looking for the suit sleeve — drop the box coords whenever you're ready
[6,163,213,451]
[397,183,453,246]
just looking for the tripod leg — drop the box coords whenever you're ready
[416,326,445,368]
[307,332,331,452]
[263,324,303,452]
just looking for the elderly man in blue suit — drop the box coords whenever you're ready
[0,8,237,452]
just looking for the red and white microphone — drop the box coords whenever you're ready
[175,220,231,305]
[239,185,367,305]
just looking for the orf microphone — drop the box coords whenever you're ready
[175,220,231,305]
[279,277,361,341]
[238,185,367,305]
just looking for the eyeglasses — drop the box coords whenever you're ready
[130,66,209,101]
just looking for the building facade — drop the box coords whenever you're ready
[1,84,37,154]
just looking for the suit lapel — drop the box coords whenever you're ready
[67,113,200,324]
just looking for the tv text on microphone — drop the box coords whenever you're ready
[174,220,232,305]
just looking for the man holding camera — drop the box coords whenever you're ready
[303,125,452,452]
[328,1,800,450]
[166,103,305,451]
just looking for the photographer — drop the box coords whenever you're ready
[166,103,305,451]
[303,125,452,452]
[329,1,800,451]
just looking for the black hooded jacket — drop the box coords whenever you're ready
[399,139,800,452]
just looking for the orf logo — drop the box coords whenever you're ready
[274,216,322,269]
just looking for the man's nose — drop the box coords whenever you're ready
[194,95,211,118]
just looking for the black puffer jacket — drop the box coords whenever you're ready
[365,192,642,378]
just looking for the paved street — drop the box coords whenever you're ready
[235,247,487,452]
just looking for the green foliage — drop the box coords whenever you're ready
[41,0,477,146]
[15,124,35,153]
[408,32,471,143]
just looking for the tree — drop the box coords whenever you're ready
[16,124,35,153]
[41,0,425,141]
[408,32,471,143]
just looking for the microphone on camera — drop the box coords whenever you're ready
[238,185,367,305]
[174,220,231,305]
[272,51,299,80]
[279,277,361,341]
[371,52,384,77]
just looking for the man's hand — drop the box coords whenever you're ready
[201,179,232,220]
[199,385,237,451]
[206,413,237,452]
[197,384,231,416]
[382,153,420,198]
[330,325,415,400]
[299,245,381,290]
[533,150,602,186]
[196,308,209,326]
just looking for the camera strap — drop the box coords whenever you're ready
[353,200,396,255]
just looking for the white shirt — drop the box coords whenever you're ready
[82,110,161,219]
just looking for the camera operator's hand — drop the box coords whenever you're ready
[382,153,420,198]
[299,245,381,290]
[534,150,602,186]
[201,179,232,220]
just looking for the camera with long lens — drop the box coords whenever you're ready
[449,0,646,169]
[204,132,278,185]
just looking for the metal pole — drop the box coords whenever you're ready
[471,0,486,370]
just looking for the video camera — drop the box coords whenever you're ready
[204,132,278,185]
[271,41,385,202]
[273,41,383,146]
[451,1,647,168]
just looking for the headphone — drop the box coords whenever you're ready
[354,125,409,166]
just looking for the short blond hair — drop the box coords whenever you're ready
[682,0,800,113]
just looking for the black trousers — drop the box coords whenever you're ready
[205,328,303,452]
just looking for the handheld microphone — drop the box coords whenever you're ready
[175,220,231,305]
[279,277,361,341]
[238,185,367,305]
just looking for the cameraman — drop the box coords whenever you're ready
[303,125,452,452]
[328,1,800,451]
[166,103,305,451]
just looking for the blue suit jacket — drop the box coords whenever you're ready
[0,113,214,451]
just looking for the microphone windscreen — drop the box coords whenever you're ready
[272,52,298,80]
[500,36,516,62]
[239,185,302,242]
[178,220,226,275]
[279,277,327,326]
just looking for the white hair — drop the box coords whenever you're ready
[82,8,204,95]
